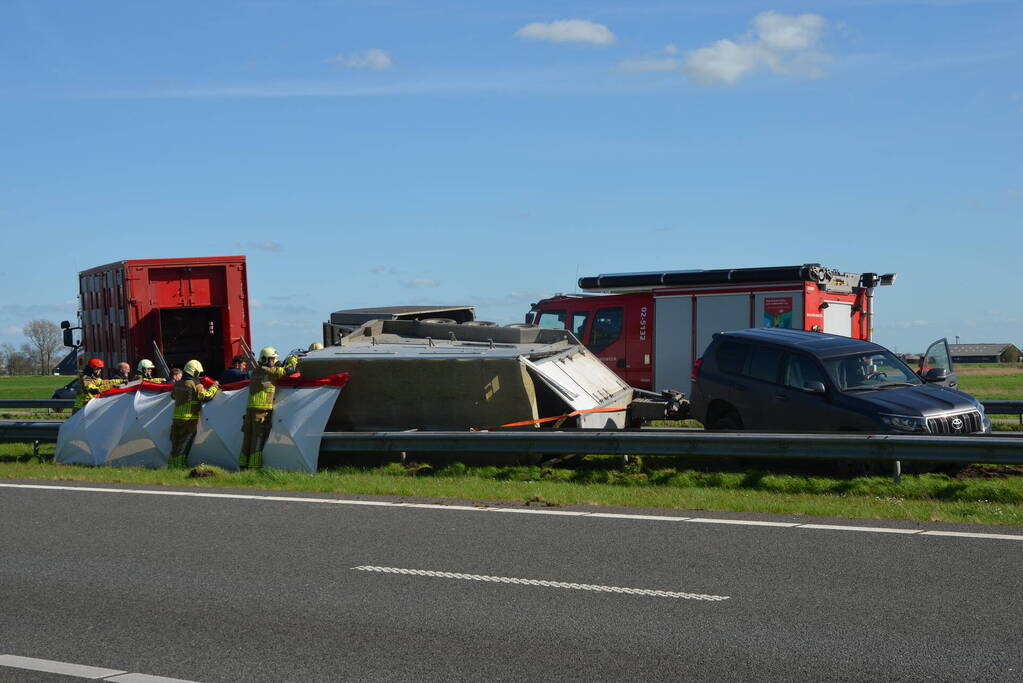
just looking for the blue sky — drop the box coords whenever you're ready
[1,0,1020,358]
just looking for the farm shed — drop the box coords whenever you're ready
[949,343,1022,364]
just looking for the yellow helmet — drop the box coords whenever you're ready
[259,346,278,364]
[137,359,155,371]
[183,359,204,377]
[308,342,324,351]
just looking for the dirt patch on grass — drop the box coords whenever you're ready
[956,464,1023,479]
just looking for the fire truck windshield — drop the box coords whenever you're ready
[536,310,566,329]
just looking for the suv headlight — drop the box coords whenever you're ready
[880,414,927,433]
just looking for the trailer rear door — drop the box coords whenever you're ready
[158,307,226,377]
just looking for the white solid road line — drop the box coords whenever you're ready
[106,673,198,683]
[0,654,198,682]
[352,566,730,601]
[2,482,1022,542]
[0,654,124,678]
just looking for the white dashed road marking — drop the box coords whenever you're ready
[0,654,197,681]
[2,482,1022,542]
[352,566,730,601]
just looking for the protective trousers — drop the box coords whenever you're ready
[240,408,272,469]
[169,418,198,468]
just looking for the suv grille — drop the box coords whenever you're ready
[927,411,982,434]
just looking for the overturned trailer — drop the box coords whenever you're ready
[299,318,679,431]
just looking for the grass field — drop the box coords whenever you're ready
[0,375,70,399]
[954,364,1023,400]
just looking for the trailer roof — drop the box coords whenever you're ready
[329,305,475,326]
[79,255,246,275]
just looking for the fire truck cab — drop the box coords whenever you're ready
[527,264,896,396]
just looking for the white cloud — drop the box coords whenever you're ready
[616,57,681,73]
[403,278,440,289]
[324,49,393,70]
[684,40,759,84]
[250,240,281,252]
[754,11,824,51]
[515,19,615,46]
[663,43,680,55]
[683,11,829,85]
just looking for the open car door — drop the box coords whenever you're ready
[919,338,958,388]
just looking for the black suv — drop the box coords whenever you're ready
[690,329,990,434]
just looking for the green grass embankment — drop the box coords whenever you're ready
[2,442,1023,526]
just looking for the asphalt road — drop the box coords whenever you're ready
[1,481,1022,682]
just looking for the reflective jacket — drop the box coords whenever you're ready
[74,374,111,411]
[246,356,298,410]
[133,373,164,382]
[172,377,219,421]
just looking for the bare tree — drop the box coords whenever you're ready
[23,319,63,375]
[0,342,35,375]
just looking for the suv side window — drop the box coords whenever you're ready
[747,346,783,383]
[589,307,623,353]
[715,342,749,375]
[783,353,827,391]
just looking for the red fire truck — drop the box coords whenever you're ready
[526,264,896,395]
[64,256,252,378]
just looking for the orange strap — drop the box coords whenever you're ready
[472,405,627,431]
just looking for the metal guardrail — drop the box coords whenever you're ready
[0,399,74,410]
[0,421,64,441]
[982,401,1023,424]
[321,431,1023,464]
[3,421,1020,464]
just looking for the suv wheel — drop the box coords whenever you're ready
[708,410,743,431]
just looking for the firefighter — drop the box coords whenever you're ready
[240,346,298,469]
[219,354,250,384]
[169,359,219,468]
[73,358,109,414]
[112,361,132,383]
[133,359,161,382]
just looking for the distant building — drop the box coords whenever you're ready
[949,343,1022,364]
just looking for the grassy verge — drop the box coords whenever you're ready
[3,442,1023,526]
[0,375,71,399]
[957,365,1023,400]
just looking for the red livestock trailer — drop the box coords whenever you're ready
[69,256,251,378]
[527,264,896,395]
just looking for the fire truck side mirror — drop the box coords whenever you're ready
[62,328,74,348]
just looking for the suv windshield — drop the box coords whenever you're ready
[823,351,922,392]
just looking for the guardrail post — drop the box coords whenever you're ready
[33,440,40,459]
[893,459,902,484]
[621,454,629,468]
